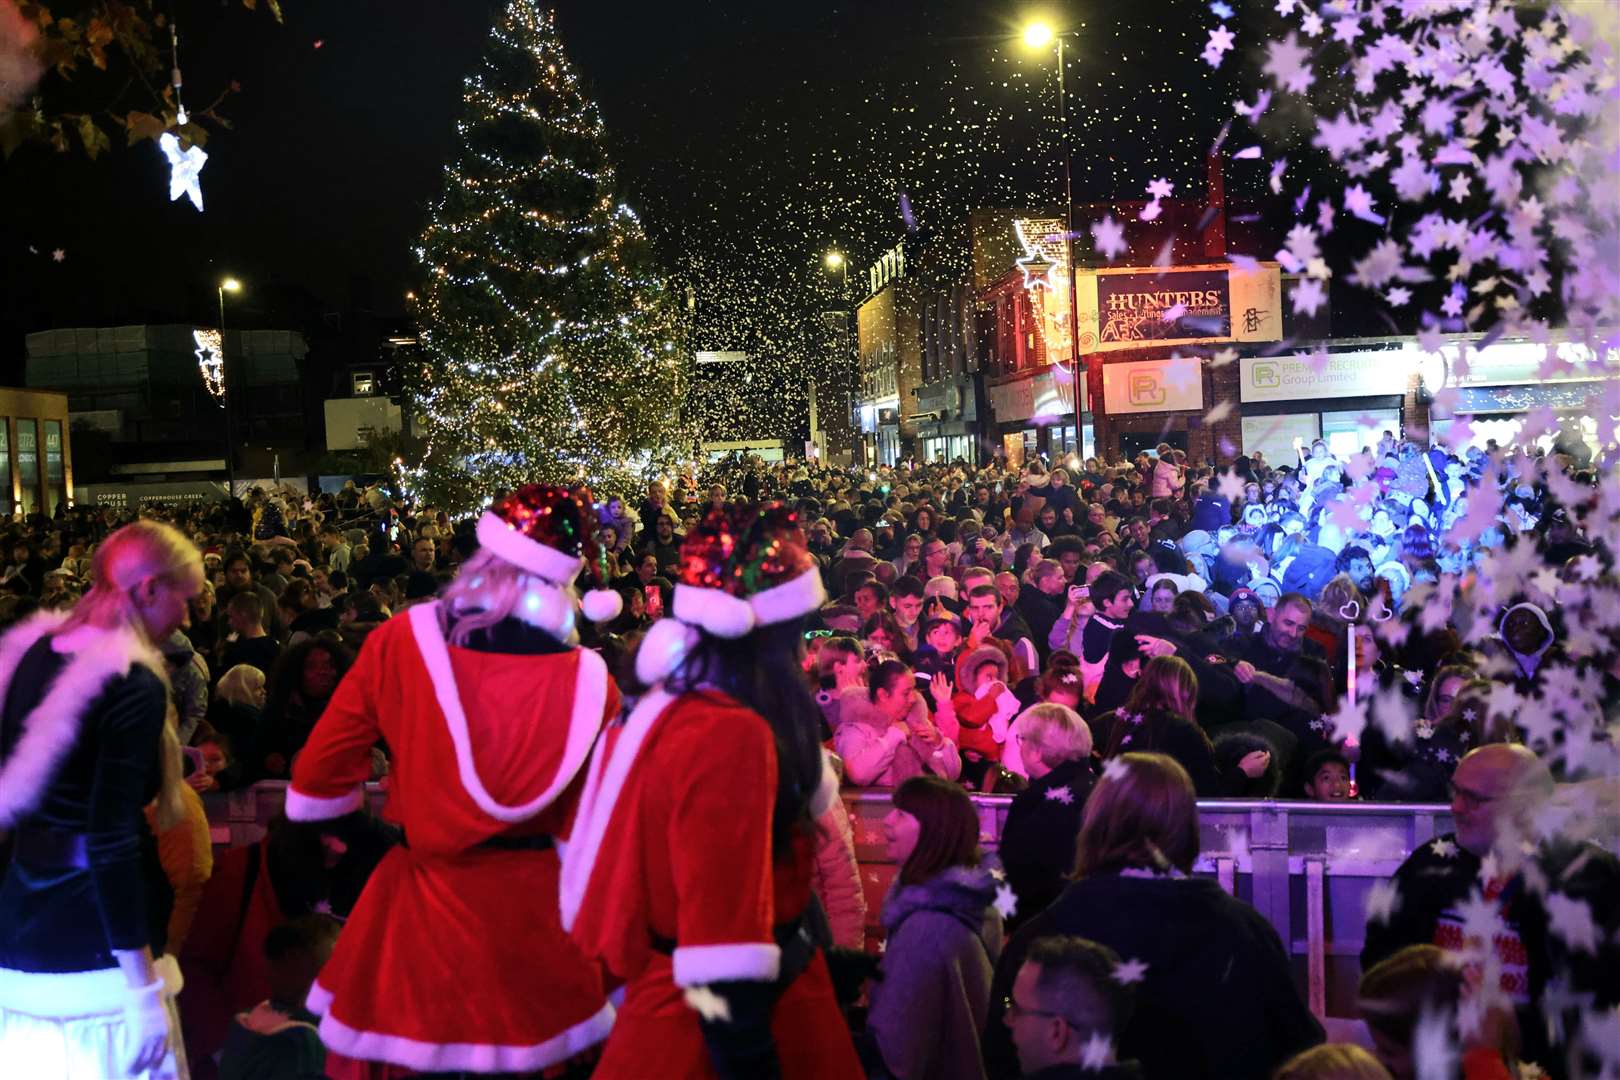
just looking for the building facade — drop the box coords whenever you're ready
[0,387,71,518]
[854,242,924,467]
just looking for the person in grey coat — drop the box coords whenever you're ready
[867,775,1005,1080]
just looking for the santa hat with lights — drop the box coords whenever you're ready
[473,484,622,631]
[634,504,826,686]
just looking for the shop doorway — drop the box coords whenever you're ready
[1120,431,1187,459]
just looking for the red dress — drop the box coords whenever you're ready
[560,686,863,1080]
[287,602,618,1074]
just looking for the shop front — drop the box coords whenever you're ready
[985,365,1090,468]
[1419,339,1613,456]
[1237,347,1415,464]
[913,377,982,464]
[1096,354,1205,461]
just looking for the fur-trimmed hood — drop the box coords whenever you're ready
[0,610,169,827]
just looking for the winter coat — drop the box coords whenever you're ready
[870,864,1005,1080]
[1279,543,1338,601]
[834,693,962,786]
[1361,835,1620,1078]
[998,758,1095,929]
[810,797,867,950]
[1015,585,1062,662]
[984,873,1323,1080]
[1097,707,1249,798]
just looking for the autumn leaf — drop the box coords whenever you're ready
[76,114,110,159]
[125,110,166,145]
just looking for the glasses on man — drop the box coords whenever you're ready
[1003,995,1071,1026]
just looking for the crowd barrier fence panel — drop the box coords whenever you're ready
[207,783,1451,1022]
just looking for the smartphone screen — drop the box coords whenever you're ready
[644,585,664,620]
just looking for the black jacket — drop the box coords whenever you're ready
[984,873,1323,1080]
[998,758,1095,930]
[1361,833,1620,1077]
[0,627,174,972]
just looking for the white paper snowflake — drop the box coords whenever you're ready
[1044,785,1075,805]
[683,985,732,1023]
[993,883,1019,920]
[1111,957,1149,985]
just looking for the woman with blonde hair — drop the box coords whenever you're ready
[0,519,203,1079]
[998,702,1096,927]
[984,753,1323,1079]
[1098,656,1270,797]
[1273,1043,1392,1080]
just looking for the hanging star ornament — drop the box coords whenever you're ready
[1017,249,1056,290]
[158,132,208,212]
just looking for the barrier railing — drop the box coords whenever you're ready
[206,783,1452,1022]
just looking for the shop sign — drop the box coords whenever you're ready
[1417,339,1616,390]
[988,368,1085,423]
[1075,263,1281,352]
[868,241,906,295]
[915,382,960,417]
[1239,350,1413,403]
[1100,356,1204,414]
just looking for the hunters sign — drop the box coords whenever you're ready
[1074,262,1281,353]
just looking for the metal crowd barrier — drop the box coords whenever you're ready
[205,783,1452,1022]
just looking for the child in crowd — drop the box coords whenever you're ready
[218,914,341,1080]
[1302,749,1355,802]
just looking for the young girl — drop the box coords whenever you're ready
[1098,657,1270,797]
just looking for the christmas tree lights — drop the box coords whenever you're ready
[407,0,691,511]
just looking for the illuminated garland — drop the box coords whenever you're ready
[193,328,225,400]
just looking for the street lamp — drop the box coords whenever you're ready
[218,277,242,499]
[823,250,848,293]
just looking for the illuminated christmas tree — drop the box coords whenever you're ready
[407,0,690,510]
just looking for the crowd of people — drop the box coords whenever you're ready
[0,426,1617,1080]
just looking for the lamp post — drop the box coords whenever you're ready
[218,277,242,499]
[823,250,848,295]
[1022,20,1083,425]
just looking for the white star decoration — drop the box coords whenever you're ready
[50,248,65,262]
[683,985,731,1023]
[1090,214,1127,262]
[1080,1032,1115,1071]
[1044,785,1075,805]
[158,132,208,212]
[1544,892,1598,954]
[1111,957,1149,985]
[993,883,1018,920]
[1430,838,1458,859]
[1365,879,1401,925]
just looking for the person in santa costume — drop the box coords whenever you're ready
[284,484,626,1079]
[560,503,864,1079]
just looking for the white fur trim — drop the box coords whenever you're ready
[0,955,182,1017]
[634,617,700,686]
[408,602,607,823]
[559,687,678,930]
[581,588,623,624]
[505,577,578,643]
[748,569,827,627]
[808,749,840,818]
[313,995,614,1073]
[672,943,782,987]
[306,979,334,1016]
[0,613,166,827]
[476,512,585,585]
[284,784,366,821]
[673,584,756,639]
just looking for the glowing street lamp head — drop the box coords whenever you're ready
[824,251,844,269]
[1023,21,1054,48]
[221,277,242,293]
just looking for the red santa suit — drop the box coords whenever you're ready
[286,599,617,1074]
[560,685,861,1079]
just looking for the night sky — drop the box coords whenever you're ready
[2,0,1264,381]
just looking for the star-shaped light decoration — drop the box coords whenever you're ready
[1017,249,1056,290]
[158,131,208,212]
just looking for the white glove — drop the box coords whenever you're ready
[121,979,171,1077]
